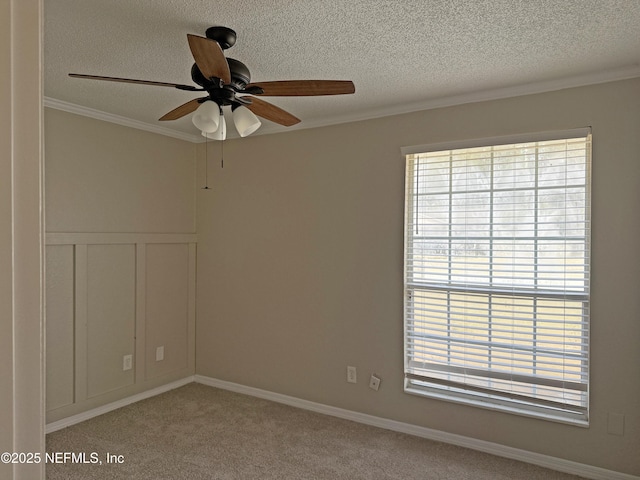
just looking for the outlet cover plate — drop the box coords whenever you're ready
[369,374,381,391]
[347,366,357,383]
[123,354,133,371]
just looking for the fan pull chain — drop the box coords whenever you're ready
[202,134,211,190]
[221,139,224,169]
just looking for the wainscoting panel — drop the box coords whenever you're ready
[86,244,136,398]
[45,245,75,411]
[45,233,197,423]
[144,243,191,380]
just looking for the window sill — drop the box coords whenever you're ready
[405,382,589,428]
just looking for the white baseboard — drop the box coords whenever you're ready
[194,375,638,480]
[45,374,637,480]
[45,376,195,434]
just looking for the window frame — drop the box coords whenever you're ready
[402,128,591,426]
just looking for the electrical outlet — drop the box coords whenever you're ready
[156,346,164,362]
[369,374,381,391]
[347,366,357,383]
[123,354,132,371]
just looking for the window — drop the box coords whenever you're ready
[403,129,591,425]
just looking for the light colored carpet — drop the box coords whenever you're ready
[46,383,586,479]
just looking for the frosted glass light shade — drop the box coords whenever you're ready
[233,106,261,137]
[202,114,227,141]
[192,101,220,133]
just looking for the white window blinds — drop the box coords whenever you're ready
[403,131,591,424]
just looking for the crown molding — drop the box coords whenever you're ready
[260,64,640,136]
[43,97,202,143]
[45,65,640,142]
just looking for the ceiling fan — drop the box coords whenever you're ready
[69,26,356,137]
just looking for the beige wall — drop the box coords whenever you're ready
[0,1,45,479]
[196,78,640,475]
[41,76,640,474]
[44,108,198,422]
[45,236,198,423]
[45,108,197,233]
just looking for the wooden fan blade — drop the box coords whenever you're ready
[246,97,300,126]
[69,73,200,91]
[159,98,203,121]
[187,34,231,84]
[245,80,355,96]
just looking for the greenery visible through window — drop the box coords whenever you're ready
[403,131,591,424]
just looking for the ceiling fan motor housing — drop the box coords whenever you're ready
[190,57,252,107]
[191,57,250,89]
[226,58,251,88]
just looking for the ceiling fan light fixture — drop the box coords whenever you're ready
[192,100,220,133]
[202,113,227,141]
[232,105,261,137]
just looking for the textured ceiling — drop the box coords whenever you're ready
[45,0,640,139]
